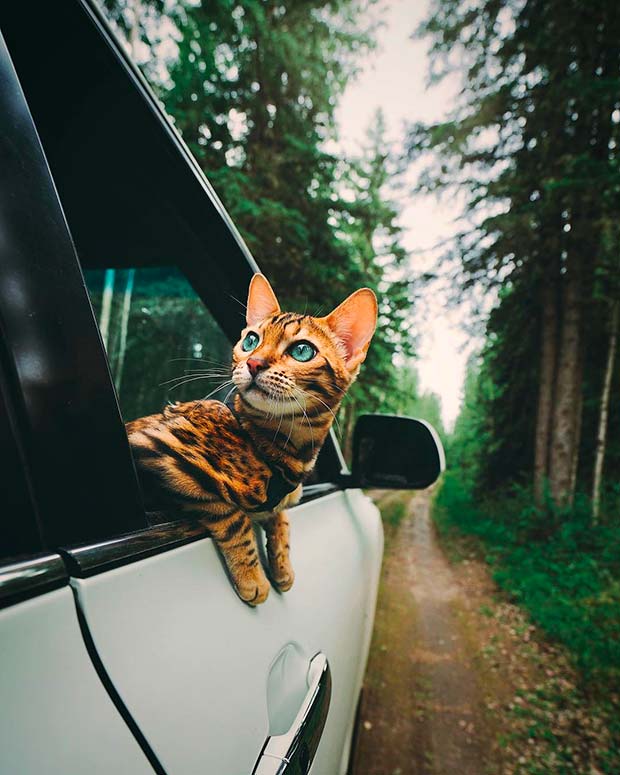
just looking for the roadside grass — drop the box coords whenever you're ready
[369,490,410,529]
[380,496,408,528]
[432,472,620,773]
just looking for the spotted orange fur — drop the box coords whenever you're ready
[126,274,377,604]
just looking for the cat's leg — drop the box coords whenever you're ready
[264,510,295,592]
[209,509,271,605]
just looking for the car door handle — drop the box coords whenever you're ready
[252,652,331,775]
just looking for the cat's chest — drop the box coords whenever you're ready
[169,400,302,511]
[198,430,272,485]
[206,434,303,513]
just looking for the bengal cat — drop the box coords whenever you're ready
[126,274,377,604]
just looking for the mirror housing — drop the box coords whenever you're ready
[342,414,445,490]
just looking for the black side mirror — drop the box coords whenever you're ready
[345,414,445,490]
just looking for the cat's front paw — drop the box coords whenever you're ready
[271,558,295,592]
[236,571,271,606]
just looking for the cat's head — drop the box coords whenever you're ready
[231,274,377,416]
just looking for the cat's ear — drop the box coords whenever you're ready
[246,274,281,326]
[324,288,378,371]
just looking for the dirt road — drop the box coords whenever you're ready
[351,490,498,775]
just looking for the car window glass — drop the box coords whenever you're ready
[0,373,41,561]
[83,266,233,422]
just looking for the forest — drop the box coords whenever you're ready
[99,0,619,769]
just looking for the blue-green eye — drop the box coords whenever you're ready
[242,331,260,352]
[288,341,316,362]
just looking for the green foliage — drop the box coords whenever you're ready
[331,112,417,451]
[434,472,620,685]
[431,0,620,705]
[164,0,383,315]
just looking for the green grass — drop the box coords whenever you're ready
[379,496,408,527]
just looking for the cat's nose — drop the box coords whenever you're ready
[246,357,268,378]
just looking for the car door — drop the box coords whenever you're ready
[0,2,383,773]
[65,483,382,775]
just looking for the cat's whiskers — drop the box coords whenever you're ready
[270,391,299,448]
[166,372,230,385]
[228,293,248,312]
[201,379,235,401]
[284,413,296,449]
[181,371,231,380]
[265,387,281,422]
[179,366,231,373]
[222,385,237,406]
[274,396,286,442]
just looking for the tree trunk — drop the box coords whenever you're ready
[569,371,583,502]
[592,301,619,523]
[99,268,116,350]
[549,258,582,509]
[115,268,136,394]
[534,278,558,504]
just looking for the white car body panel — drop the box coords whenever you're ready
[0,587,153,775]
[73,489,382,775]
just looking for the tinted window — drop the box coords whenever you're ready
[0,367,41,561]
[84,266,233,422]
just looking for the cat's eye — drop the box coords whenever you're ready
[241,331,260,352]
[288,341,316,362]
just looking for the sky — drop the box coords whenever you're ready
[334,0,478,429]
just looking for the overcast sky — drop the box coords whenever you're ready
[334,0,478,429]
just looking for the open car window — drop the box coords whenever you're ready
[84,266,232,422]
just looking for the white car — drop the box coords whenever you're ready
[0,2,443,773]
